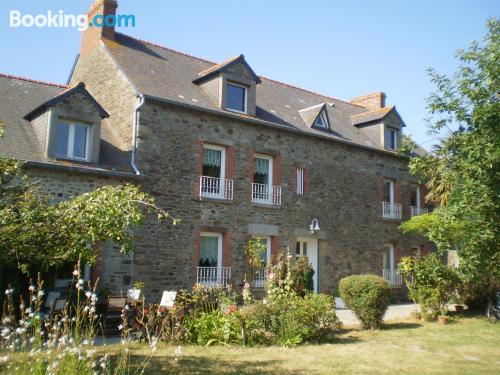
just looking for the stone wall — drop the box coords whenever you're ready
[129,100,433,299]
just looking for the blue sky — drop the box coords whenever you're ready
[0,0,498,148]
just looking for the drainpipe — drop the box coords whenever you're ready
[131,94,145,175]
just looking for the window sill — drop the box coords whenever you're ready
[53,156,91,164]
[196,196,234,204]
[251,202,281,209]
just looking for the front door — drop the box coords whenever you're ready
[296,238,318,293]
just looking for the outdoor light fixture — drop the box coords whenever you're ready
[309,218,320,234]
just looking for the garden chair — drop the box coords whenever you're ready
[51,298,67,318]
[40,291,61,318]
[103,296,127,335]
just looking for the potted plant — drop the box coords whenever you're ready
[438,306,449,324]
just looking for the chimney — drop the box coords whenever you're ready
[350,92,386,110]
[80,0,118,57]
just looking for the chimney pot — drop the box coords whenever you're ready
[350,92,387,110]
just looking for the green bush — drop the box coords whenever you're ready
[339,275,391,329]
[399,254,460,320]
[184,309,242,346]
[291,256,315,297]
[240,293,340,346]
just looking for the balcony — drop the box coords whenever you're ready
[411,206,428,217]
[196,267,231,288]
[252,183,281,206]
[199,176,233,200]
[382,269,403,287]
[382,201,402,220]
[252,268,268,288]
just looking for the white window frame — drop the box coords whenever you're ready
[55,122,90,161]
[254,154,273,187]
[313,110,329,129]
[383,243,395,271]
[296,168,304,195]
[225,82,247,114]
[203,144,226,181]
[200,232,223,269]
[384,179,394,203]
[413,185,421,208]
[385,127,397,150]
[411,245,422,257]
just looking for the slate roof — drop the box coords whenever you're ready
[24,82,109,121]
[0,74,133,174]
[193,54,262,84]
[351,106,394,126]
[103,33,397,150]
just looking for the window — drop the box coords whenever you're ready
[226,82,247,113]
[201,144,229,199]
[385,127,397,150]
[411,246,422,257]
[296,168,305,195]
[55,122,89,160]
[199,233,222,268]
[383,244,394,270]
[252,154,274,203]
[383,179,394,203]
[254,155,272,186]
[296,240,308,260]
[313,110,329,129]
[410,185,420,207]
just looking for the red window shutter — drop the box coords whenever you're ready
[273,154,281,186]
[271,236,280,263]
[195,141,204,198]
[226,146,234,180]
[193,228,201,282]
[222,231,232,267]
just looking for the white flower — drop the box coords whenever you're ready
[29,337,36,343]
[263,298,267,305]
[28,285,35,291]
[19,319,25,325]
[38,290,45,297]
[5,289,14,295]
[118,324,123,331]
[25,308,32,314]
[85,291,92,298]
[16,327,25,334]
[175,345,182,356]
[0,356,9,363]
[73,270,80,277]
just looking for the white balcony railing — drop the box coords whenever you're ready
[252,268,268,288]
[196,267,231,288]
[382,269,403,287]
[382,201,402,220]
[199,176,233,200]
[252,183,281,205]
[411,206,428,217]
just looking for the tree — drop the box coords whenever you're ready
[0,123,178,276]
[400,18,500,307]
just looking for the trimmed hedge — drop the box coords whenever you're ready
[339,275,391,329]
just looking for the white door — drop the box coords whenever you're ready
[296,238,319,293]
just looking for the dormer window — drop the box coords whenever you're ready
[55,122,90,161]
[313,110,329,129]
[385,127,397,150]
[226,82,247,113]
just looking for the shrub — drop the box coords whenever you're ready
[240,293,340,346]
[399,254,460,320]
[339,275,391,329]
[291,256,314,297]
[184,309,242,346]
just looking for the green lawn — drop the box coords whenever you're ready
[120,316,500,375]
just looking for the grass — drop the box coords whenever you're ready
[4,316,500,374]
[113,316,500,374]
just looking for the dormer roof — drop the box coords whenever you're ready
[299,103,329,128]
[193,54,262,84]
[24,82,109,121]
[350,106,406,127]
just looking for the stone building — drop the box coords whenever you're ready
[0,0,433,298]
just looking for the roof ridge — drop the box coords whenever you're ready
[0,72,68,88]
[117,33,367,109]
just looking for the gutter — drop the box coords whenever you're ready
[25,160,142,179]
[131,95,146,175]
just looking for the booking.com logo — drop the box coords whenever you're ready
[9,10,136,31]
